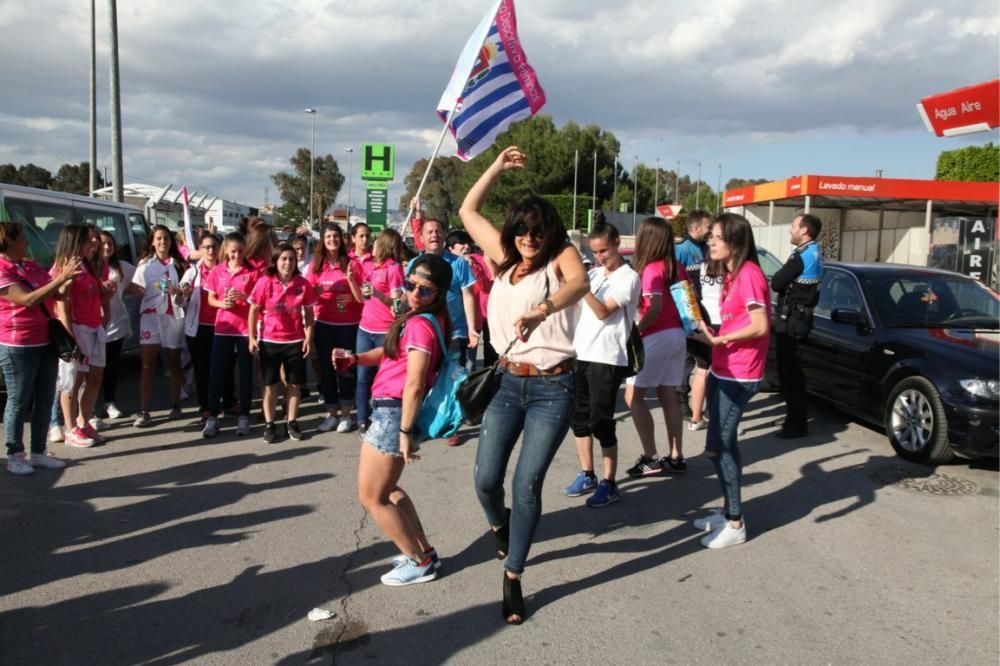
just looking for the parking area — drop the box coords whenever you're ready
[0,361,997,664]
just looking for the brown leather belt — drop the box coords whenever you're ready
[498,357,575,377]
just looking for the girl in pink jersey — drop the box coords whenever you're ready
[132,225,189,428]
[337,253,452,587]
[248,243,317,443]
[348,222,375,279]
[693,213,771,549]
[355,228,406,434]
[202,232,259,438]
[308,224,364,433]
[0,221,79,475]
[179,231,221,422]
[52,224,109,448]
[245,223,276,274]
[625,217,689,478]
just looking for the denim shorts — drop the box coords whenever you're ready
[364,400,420,458]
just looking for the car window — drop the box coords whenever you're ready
[756,248,782,282]
[815,271,862,317]
[129,212,148,257]
[2,197,62,267]
[865,274,998,328]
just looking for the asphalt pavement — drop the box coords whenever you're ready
[0,354,997,665]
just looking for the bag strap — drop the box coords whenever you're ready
[15,275,54,320]
[417,313,449,359]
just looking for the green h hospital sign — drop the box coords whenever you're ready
[361,143,394,229]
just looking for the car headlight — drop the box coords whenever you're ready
[959,379,1000,399]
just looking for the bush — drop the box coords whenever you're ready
[935,143,999,182]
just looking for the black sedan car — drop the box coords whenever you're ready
[765,262,999,464]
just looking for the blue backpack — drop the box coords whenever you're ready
[415,314,468,440]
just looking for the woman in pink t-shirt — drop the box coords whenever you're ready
[308,224,364,433]
[179,231,221,421]
[337,253,452,588]
[245,223,277,274]
[248,242,317,443]
[625,217,689,478]
[202,232,259,438]
[348,222,375,279]
[0,221,80,475]
[52,224,110,448]
[355,228,406,433]
[692,213,771,550]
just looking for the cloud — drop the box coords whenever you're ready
[0,0,996,203]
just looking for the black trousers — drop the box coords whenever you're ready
[776,328,808,429]
[571,360,625,448]
[186,324,215,414]
[102,337,126,405]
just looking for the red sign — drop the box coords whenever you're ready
[917,79,999,137]
[723,186,755,207]
[655,204,683,219]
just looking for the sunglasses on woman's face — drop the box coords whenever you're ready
[512,222,544,241]
[200,244,218,251]
[403,279,435,299]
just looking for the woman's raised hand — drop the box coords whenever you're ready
[492,146,526,173]
[58,257,83,282]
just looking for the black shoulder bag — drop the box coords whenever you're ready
[18,277,81,362]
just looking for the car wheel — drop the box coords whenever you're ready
[884,376,955,464]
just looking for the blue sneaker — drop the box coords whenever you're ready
[564,471,598,497]
[586,480,620,508]
[380,557,437,586]
[392,549,442,571]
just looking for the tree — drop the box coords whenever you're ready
[683,184,719,215]
[51,161,104,195]
[725,177,769,190]
[0,164,16,184]
[15,163,52,190]
[270,148,344,226]
[935,143,999,182]
[399,156,466,225]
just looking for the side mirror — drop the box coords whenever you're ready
[831,308,864,326]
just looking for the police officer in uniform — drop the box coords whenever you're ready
[770,213,823,439]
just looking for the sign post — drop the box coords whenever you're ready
[360,143,394,232]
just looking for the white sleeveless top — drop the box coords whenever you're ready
[488,261,577,370]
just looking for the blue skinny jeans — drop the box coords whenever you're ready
[705,374,759,521]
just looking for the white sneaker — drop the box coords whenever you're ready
[48,425,64,443]
[336,417,352,433]
[89,417,105,431]
[692,509,725,532]
[30,451,66,470]
[105,402,123,419]
[6,453,35,476]
[202,416,219,438]
[701,520,747,549]
[317,415,339,432]
[687,419,708,431]
[236,415,250,436]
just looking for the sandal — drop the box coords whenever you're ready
[502,573,525,625]
[493,508,511,559]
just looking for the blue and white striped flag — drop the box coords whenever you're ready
[437,0,546,161]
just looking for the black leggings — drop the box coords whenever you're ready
[103,337,126,404]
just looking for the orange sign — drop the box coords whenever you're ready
[723,175,999,207]
[918,79,1000,137]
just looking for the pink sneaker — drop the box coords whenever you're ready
[83,423,107,444]
[64,427,95,448]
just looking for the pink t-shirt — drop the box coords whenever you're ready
[204,262,258,336]
[55,263,104,327]
[179,245,192,259]
[469,253,494,320]
[639,260,687,336]
[249,274,317,343]
[358,260,404,334]
[0,257,53,347]
[309,258,363,325]
[197,262,219,327]
[349,249,376,281]
[711,262,772,382]
[370,315,444,400]
[247,256,268,274]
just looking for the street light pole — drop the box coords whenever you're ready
[304,109,316,227]
[696,161,702,209]
[591,150,597,214]
[107,0,124,203]
[632,155,639,233]
[716,163,722,213]
[612,154,618,212]
[675,160,680,205]
[654,157,660,211]
[345,147,354,222]
[89,0,97,196]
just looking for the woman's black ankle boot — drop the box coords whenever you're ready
[502,573,525,625]
[493,508,511,559]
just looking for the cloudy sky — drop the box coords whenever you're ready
[1,0,997,208]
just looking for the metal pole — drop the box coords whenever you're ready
[675,160,680,205]
[612,154,618,212]
[716,163,722,213]
[632,155,638,232]
[305,109,316,226]
[591,150,597,213]
[654,158,659,210]
[89,0,97,196]
[346,147,354,221]
[696,161,702,209]
[572,149,579,229]
[107,0,124,203]
[402,102,460,231]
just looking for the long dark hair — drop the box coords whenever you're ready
[311,223,349,276]
[383,254,452,361]
[633,217,676,280]
[138,224,188,273]
[497,194,568,276]
[246,223,276,263]
[373,228,405,265]
[265,242,300,278]
[54,223,103,278]
[713,212,759,279]
[99,230,123,279]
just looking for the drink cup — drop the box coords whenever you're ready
[362,282,373,300]
[332,348,353,373]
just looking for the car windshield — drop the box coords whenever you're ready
[864,274,1000,330]
[756,247,781,281]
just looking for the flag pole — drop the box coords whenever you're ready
[571,149,579,230]
[402,102,460,234]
